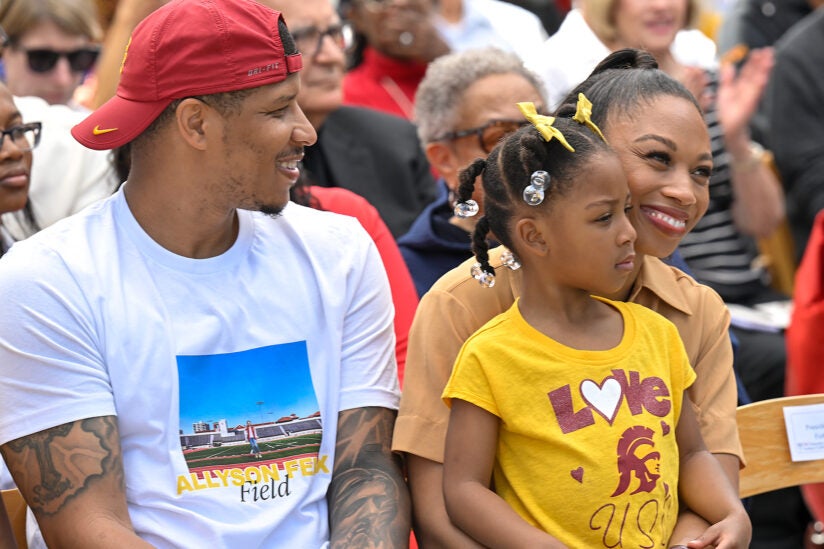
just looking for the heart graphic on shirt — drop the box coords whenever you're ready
[581,377,622,424]
[661,421,671,435]
[571,467,584,483]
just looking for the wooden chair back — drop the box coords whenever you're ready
[0,488,26,549]
[738,393,824,498]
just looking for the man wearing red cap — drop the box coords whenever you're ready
[0,0,409,547]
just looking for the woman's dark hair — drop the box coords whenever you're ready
[455,116,613,279]
[555,48,701,122]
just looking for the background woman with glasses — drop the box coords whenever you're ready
[0,83,40,256]
[397,47,545,297]
[0,0,102,107]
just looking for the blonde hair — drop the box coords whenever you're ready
[0,0,102,44]
[582,0,702,45]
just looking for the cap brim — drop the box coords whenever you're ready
[71,93,172,150]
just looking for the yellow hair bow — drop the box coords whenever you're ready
[517,102,574,152]
[572,93,607,143]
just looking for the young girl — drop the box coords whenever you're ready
[441,96,751,548]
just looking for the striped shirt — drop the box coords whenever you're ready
[678,70,771,303]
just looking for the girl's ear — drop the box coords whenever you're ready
[514,217,548,256]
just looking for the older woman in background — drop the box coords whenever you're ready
[397,47,545,297]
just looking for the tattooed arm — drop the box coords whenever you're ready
[0,416,152,549]
[328,406,411,549]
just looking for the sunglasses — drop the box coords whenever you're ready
[436,119,531,154]
[291,22,354,59]
[14,46,100,74]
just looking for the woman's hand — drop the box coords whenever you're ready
[716,47,774,144]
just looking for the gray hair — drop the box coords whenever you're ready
[413,47,546,144]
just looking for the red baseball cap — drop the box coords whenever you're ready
[72,0,303,150]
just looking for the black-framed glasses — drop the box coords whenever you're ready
[0,122,42,152]
[291,22,354,59]
[436,119,531,154]
[13,46,100,74]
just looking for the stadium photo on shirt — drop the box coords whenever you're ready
[176,342,324,492]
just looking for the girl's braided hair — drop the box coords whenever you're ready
[455,115,612,280]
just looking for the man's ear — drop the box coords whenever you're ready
[174,98,212,151]
[514,217,548,257]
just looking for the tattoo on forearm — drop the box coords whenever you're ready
[328,407,411,548]
[0,416,122,516]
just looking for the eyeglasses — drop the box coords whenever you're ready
[0,122,42,152]
[436,119,531,154]
[13,46,100,74]
[291,22,354,59]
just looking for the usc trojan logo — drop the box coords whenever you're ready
[611,425,660,497]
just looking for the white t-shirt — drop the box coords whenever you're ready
[526,9,717,110]
[0,190,400,548]
[436,0,548,61]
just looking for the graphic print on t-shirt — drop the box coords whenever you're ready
[176,342,327,500]
[545,369,677,546]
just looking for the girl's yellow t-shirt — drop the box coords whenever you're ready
[444,297,696,548]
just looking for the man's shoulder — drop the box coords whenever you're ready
[279,202,372,249]
[0,197,116,288]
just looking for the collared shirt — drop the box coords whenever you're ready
[393,245,744,464]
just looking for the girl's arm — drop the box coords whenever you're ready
[671,397,752,549]
[443,399,565,549]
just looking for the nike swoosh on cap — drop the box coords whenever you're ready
[92,125,118,135]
